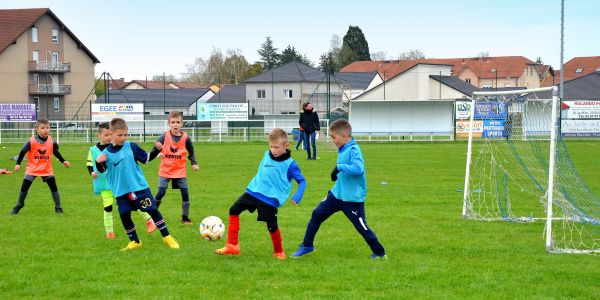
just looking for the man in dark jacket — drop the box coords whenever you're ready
[299,103,320,160]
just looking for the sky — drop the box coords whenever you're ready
[2,0,599,81]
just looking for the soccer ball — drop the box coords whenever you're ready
[199,216,225,241]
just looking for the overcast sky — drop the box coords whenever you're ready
[2,0,598,80]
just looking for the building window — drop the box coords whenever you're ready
[284,89,293,99]
[51,29,59,43]
[490,68,496,73]
[32,74,39,85]
[53,97,60,111]
[575,68,583,73]
[32,27,38,43]
[482,84,492,88]
[257,89,266,99]
[465,78,471,84]
[33,97,40,112]
[596,68,600,72]
[32,50,39,62]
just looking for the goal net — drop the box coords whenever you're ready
[461,87,600,254]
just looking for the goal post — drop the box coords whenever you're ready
[462,86,600,254]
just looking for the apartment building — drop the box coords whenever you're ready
[0,8,99,120]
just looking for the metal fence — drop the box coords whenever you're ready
[0,119,331,144]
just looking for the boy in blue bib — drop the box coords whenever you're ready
[291,119,386,259]
[215,128,306,259]
[95,118,179,251]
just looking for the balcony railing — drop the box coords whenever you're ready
[28,84,72,95]
[28,60,71,73]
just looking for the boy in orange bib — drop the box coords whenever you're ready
[11,119,71,214]
[151,111,199,224]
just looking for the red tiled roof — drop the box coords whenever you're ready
[172,82,210,89]
[0,8,99,63]
[562,56,600,80]
[125,80,176,89]
[108,78,127,90]
[341,56,536,81]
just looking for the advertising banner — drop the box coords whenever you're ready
[197,103,248,121]
[561,100,600,119]
[474,101,508,120]
[561,119,600,137]
[455,101,472,120]
[0,104,36,121]
[482,119,507,138]
[91,104,144,122]
[455,120,483,138]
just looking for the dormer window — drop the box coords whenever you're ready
[491,68,496,73]
[575,68,583,73]
[596,68,600,72]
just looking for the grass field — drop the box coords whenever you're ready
[1,140,599,299]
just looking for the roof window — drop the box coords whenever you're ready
[575,68,583,73]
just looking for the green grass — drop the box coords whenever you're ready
[1,140,599,299]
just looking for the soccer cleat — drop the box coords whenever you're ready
[214,244,240,255]
[369,253,388,260]
[290,244,315,258]
[273,251,286,260]
[121,241,142,251]
[11,205,24,215]
[163,235,180,249]
[146,219,157,233]
[55,207,63,214]
[106,232,115,239]
[181,217,193,225]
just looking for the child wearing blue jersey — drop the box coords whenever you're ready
[95,118,179,251]
[291,119,386,259]
[87,122,156,239]
[215,128,306,260]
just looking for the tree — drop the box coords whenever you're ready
[223,49,249,84]
[371,51,390,61]
[257,36,280,70]
[535,57,543,65]
[397,49,426,60]
[152,74,177,82]
[339,26,371,67]
[477,51,490,59]
[94,78,105,97]
[279,45,312,66]
[319,51,337,74]
[243,63,264,80]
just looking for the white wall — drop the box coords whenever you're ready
[350,101,454,134]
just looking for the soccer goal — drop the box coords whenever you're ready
[461,86,600,254]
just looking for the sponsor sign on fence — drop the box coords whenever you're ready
[562,119,600,137]
[456,120,483,138]
[475,102,508,120]
[0,104,36,121]
[91,104,144,122]
[197,103,248,121]
[455,101,472,120]
[561,101,600,119]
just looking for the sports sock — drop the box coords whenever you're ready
[51,191,61,209]
[103,211,114,233]
[227,215,240,245]
[269,228,283,253]
[119,212,139,242]
[154,187,167,208]
[148,210,169,237]
[16,179,33,207]
[181,188,190,216]
[138,211,152,221]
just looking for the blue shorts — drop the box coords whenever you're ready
[116,188,157,214]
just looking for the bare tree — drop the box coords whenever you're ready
[371,51,390,61]
[397,49,426,60]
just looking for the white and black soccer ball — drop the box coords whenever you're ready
[199,216,225,241]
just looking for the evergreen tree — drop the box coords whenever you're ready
[339,26,370,67]
[257,36,280,70]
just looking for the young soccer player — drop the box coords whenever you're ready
[215,128,306,260]
[11,118,70,214]
[291,119,387,259]
[150,111,199,224]
[87,122,157,239]
[95,118,179,251]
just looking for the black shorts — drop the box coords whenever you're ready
[230,192,278,225]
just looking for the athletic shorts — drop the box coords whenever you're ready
[24,174,54,182]
[116,188,157,214]
[230,192,278,224]
[158,177,188,189]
